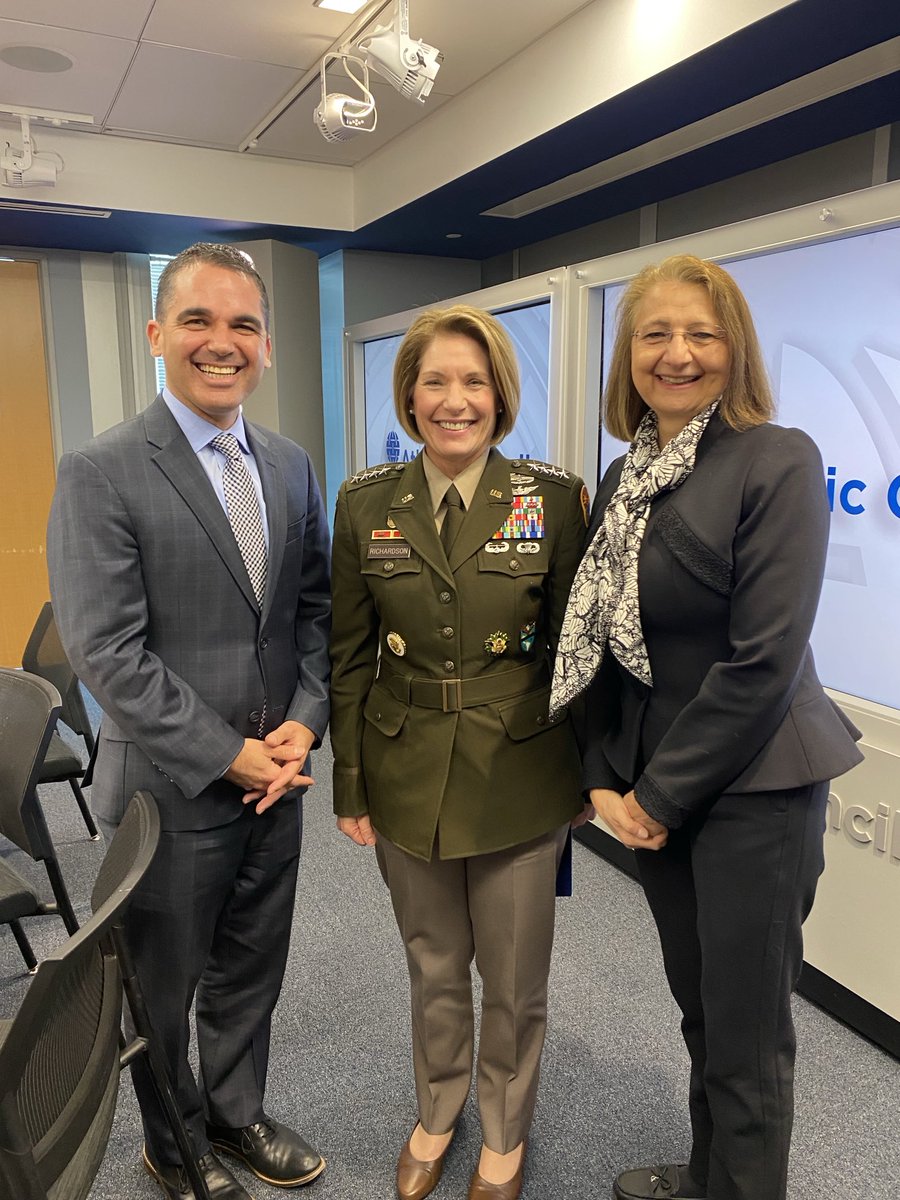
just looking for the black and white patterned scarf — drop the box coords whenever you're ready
[549,402,717,717]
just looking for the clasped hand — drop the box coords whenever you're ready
[589,788,668,850]
[224,720,316,814]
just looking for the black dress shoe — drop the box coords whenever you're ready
[207,1117,325,1187]
[614,1163,706,1199]
[142,1146,254,1200]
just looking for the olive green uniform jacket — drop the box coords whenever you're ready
[330,448,587,860]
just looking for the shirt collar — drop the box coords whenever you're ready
[421,450,490,515]
[162,387,250,454]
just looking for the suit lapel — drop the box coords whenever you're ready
[449,449,512,571]
[143,397,259,612]
[387,450,514,582]
[387,455,451,585]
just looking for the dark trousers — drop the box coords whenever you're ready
[635,783,829,1200]
[100,802,301,1166]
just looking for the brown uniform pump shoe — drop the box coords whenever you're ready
[466,1141,526,1200]
[396,1128,453,1200]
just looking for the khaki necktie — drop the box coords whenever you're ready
[441,484,464,555]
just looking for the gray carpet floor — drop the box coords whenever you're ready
[1,720,898,1199]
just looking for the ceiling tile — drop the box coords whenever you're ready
[143,0,344,70]
[0,1,154,40]
[0,20,136,123]
[355,0,590,94]
[106,43,302,147]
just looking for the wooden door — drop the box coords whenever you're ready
[0,260,57,666]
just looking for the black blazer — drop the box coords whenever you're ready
[580,414,862,829]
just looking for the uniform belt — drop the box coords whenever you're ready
[379,660,548,713]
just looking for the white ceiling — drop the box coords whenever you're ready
[0,0,593,167]
[0,0,895,259]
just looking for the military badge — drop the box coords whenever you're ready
[386,631,406,656]
[348,463,404,485]
[516,542,540,554]
[510,471,539,495]
[483,631,508,657]
[485,541,509,554]
[519,621,536,653]
[517,460,570,480]
[371,528,404,539]
[489,488,503,498]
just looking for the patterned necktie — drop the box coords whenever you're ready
[441,484,464,555]
[210,433,268,606]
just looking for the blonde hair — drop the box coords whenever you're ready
[393,304,520,443]
[604,254,774,441]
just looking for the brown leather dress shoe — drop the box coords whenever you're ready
[466,1141,526,1200]
[396,1127,452,1200]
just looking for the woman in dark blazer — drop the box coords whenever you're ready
[330,305,589,1200]
[550,255,862,1200]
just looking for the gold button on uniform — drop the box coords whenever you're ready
[444,660,455,672]
[441,626,454,639]
[439,591,452,604]
[509,559,520,571]
[384,561,395,572]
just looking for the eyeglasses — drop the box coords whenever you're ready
[632,326,727,349]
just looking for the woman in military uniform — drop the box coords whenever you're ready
[330,305,589,1200]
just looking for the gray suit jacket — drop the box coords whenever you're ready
[580,414,862,829]
[47,395,331,831]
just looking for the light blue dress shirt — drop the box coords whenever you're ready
[162,388,270,552]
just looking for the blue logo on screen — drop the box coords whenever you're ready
[386,431,401,462]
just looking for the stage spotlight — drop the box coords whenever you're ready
[1,115,62,186]
[314,54,377,142]
[357,0,441,104]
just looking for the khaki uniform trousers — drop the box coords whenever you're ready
[376,823,568,1154]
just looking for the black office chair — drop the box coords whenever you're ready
[22,602,100,841]
[90,796,212,1200]
[0,668,80,974]
[0,790,161,1200]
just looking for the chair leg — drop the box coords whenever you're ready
[111,927,212,1200]
[9,920,38,974]
[82,732,99,789]
[43,859,80,936]
[68,778,101,841]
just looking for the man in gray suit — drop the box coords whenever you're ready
[48,243,331,1200]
